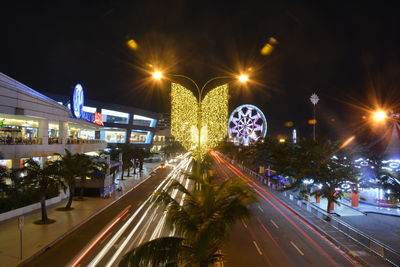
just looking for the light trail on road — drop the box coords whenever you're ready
[80,152,193,267]
[212,152,358,267]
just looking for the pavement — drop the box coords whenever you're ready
[341,197,400,217]
[0,162,160,267]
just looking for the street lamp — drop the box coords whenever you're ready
[310,93,319,140]
[373,110,387,122]
[152,71,248,161]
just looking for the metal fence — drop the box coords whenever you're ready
[222,155,400,266]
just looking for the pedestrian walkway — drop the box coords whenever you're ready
[0,162,161,267]
[341,197,400,217]
[309,196,366,217]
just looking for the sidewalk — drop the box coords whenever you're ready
[0,162,160,267]
[310,196,367,217]
[341,197,400,217]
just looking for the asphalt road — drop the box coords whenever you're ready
[24,153,192,267]
[212,152,359,267]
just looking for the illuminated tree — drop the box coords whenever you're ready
[171,83,228,161]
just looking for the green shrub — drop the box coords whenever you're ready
[0,187,60,213]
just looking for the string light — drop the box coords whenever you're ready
[171,83,228,160]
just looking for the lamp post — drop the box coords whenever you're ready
[153,71,248,161]
[310,93,319,141]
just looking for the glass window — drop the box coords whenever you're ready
[130,130,152,144]
[101,109,129,124]
[79,130,95,140]
[0,159,12,169]
[48,121,59,138]
[101,130,126,143]
[132,114,157,127]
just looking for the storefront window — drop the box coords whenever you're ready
[132,114,157,127]
[0,159,12,169]
[79,130,95,140]
[0,117,39,143]
[49,121,59,138]
[130,130,152,144]
[101,109,129,124]
[101,130,126,143]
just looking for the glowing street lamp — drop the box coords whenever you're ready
[373,110,387,122]
[238,74,249,83]
[152,70,163,80]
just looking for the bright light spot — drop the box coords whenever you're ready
[126,39,139,50]
[238,74,249,83]
[373,110,387,122]
[279,138,286,143]
[152,71,163,80]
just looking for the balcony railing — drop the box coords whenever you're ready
[0,137,105,145]
[66,138,106,144]
[0,137,42,145]
[48,137,62,144]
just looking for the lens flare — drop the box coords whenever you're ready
[373,110,387,122]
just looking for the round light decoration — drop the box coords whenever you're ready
[72,83,84,119]
[228,104,267,146]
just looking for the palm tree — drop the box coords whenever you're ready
[53,149,81,210]
[23,159,63,223]
[120,167,257,266]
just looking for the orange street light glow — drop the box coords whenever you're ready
[238,74,248,83]
[152,71,163,80]
[373,110,387,122]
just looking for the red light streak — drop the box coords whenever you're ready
[71,208,130,267]
[212,153,357,267]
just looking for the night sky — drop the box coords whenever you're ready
[1,1,400,142]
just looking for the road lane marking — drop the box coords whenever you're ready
[253,241,263,255]
[290,241,304,256]
[257,205,264,213]
[241,218,248,228]
[270,219,279,229]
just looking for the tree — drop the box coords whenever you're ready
[23,159,63,223]
[53,150,81,210]
[283,139,359,213]
[120,167,257,266]
[117,144,135,178]
[74,154,105,199]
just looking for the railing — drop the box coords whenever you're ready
[0,137,42,145]
[66,138,106,144]
[219,153,400,266]
[48,137,62,144]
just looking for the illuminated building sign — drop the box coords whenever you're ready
[71,83,103,125]
[72,84,84,119]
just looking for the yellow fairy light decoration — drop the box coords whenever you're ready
[171,83,228,160]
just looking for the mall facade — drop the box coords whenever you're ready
[0,72,107,170]
[44,94,163,150]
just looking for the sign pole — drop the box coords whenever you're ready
[18,216,24,260]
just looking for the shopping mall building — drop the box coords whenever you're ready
[0,72,109,170]
[0,72,164,170]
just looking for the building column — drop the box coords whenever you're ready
[59,121,69,145]
[38,118,49,145]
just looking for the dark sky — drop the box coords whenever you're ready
[1,0,400,141]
